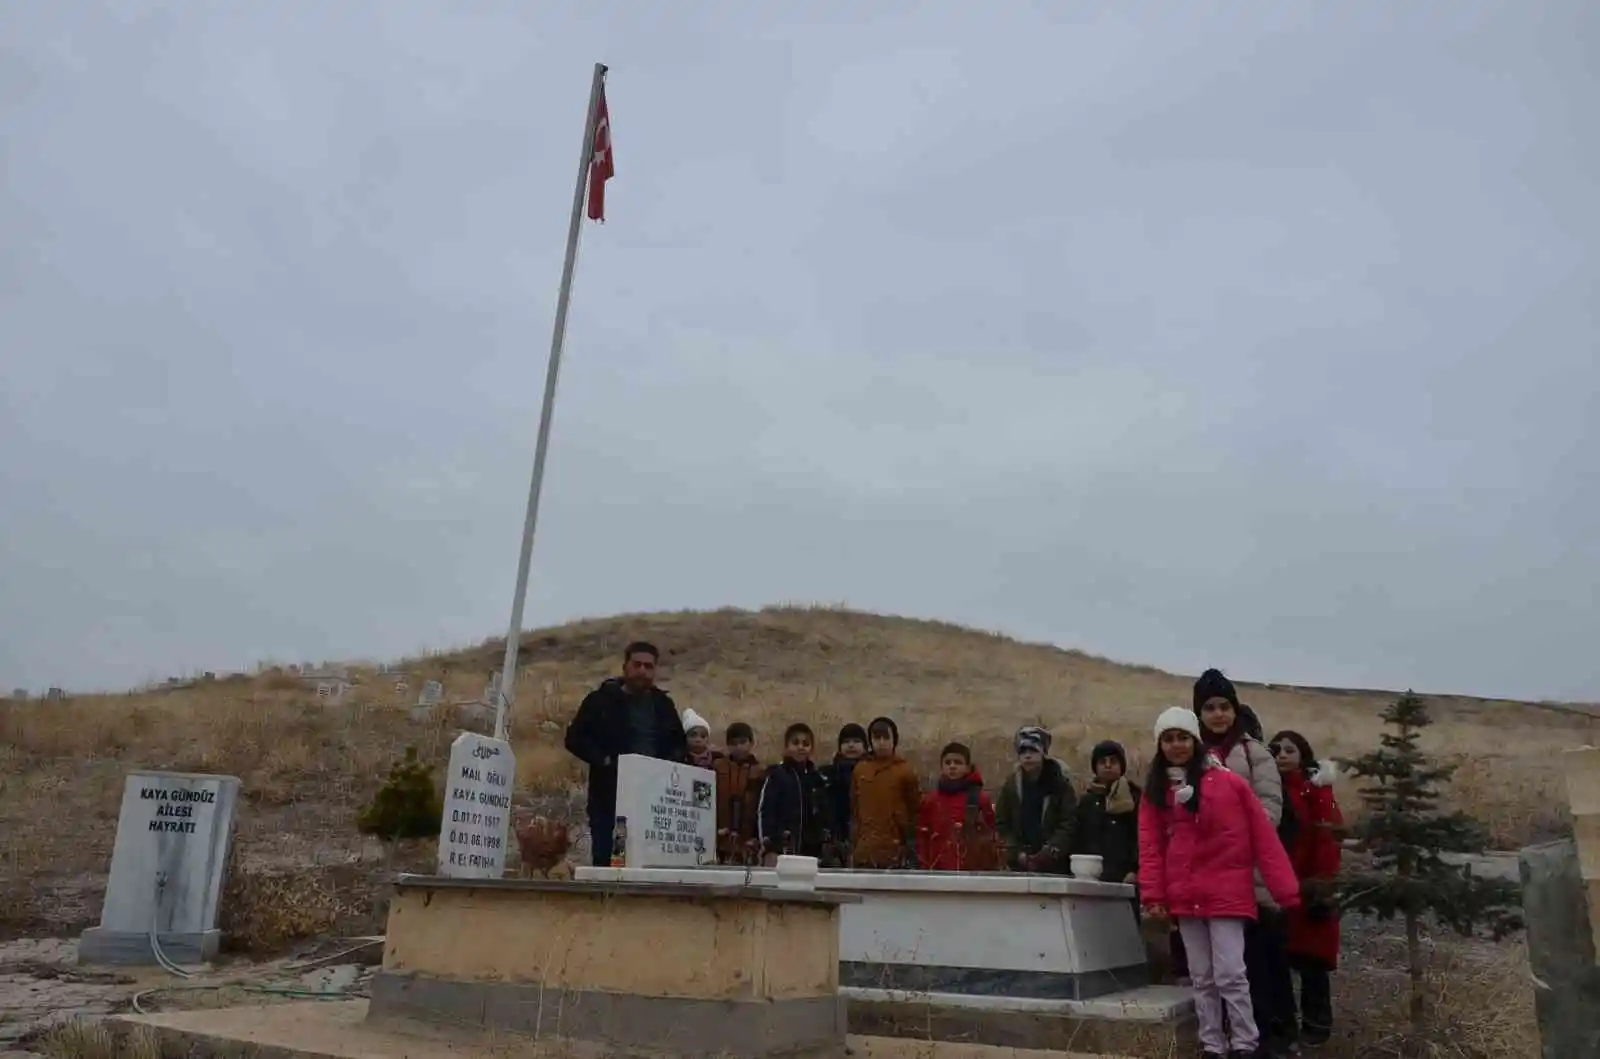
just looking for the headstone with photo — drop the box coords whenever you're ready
[79,770,240,966]
[613,754,717,868]
[437,732,516,879]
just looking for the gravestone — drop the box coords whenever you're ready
[1521,838,1600,1057]
[418,681,443,707]
[1564,746,1600,959]
[438,732,516,879]
[45,687,65,701]
[613,754,716,868]
[79,771,240,966]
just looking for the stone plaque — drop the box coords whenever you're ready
[79,771,240,966]
[438,732,515,879]
[613,754,716,868]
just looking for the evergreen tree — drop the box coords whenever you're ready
[1338,691,1523,1045]
[358,746,443,866]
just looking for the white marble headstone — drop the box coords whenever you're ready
[79,771,240,966]
[418,681,443,707]
[437,732,516,879]
[613,754,716,868]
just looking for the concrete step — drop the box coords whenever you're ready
[110,1001,1139,1059]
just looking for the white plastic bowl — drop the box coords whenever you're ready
[1069,853,1104,880]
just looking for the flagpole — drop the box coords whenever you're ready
[493,61,608,742]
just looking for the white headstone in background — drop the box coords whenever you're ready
[613,754,716,868]
[437,732,516,879]
[79,771,240,966]
[418,681,443,707]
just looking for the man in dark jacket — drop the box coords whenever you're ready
[563,641,688,866]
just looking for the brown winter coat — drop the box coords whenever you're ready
[850,755,921,868]
[712,755,766,862]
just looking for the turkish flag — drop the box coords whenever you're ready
[587,83,613,222]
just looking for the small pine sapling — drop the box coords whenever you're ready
[1337,691,1523,1046]
[358,746,443,871]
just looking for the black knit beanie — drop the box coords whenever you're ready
[1192,668,1240,715]
[837,723,868,746]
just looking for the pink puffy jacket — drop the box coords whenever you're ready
[1138,763,1301,920]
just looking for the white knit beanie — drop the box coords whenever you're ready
[1153,706,1202,744]
[681,708,711,736]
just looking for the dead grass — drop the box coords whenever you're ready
[2,605,1592,1051]
[1326,917,1541,1059]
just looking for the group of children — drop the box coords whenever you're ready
[678,666,1344,1059]
[682,711,1140,881]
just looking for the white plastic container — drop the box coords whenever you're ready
[1069,853,1104,880]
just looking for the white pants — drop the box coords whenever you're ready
[1179,916,1256,1054]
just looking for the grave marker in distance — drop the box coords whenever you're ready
[613,754,716,868]
[437,732,516,879]
[79,770,240,966]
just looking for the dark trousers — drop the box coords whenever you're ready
[1245,910,1297,1049]
[589,809,615,868]
[1290,956,1334,1041]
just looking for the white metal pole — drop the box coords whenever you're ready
[493,62,608,742]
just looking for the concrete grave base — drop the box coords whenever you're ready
[375,874,857,1059]
[844,985,1196,1059]
[110,1001,1125,1059]
[370,973,845,1058]
[77,926,220,966]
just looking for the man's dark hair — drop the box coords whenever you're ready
[940,742,972,764]
[726,722,755,744]
[783,722,814,744]
[623,641,659,661]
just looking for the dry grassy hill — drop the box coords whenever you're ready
[4,605,1591,938]
[2,604,1590,1056]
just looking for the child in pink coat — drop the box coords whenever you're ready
[1138,707,1301,1059]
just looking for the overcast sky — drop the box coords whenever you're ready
[2,3,1595,701]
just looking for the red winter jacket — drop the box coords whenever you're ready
[1281,767,1344,966]
[916,769,1000,871]
[1138,763,1301,920]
